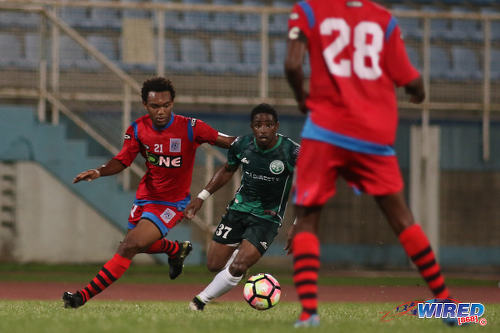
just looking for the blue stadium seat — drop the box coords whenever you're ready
[0,33,22,67]
[480,7,500,41]
[59,6,89,28]
[121,0,151,19]
[447,7,483,41]
[163,38,183,72]
[210,39,241,73]
[0,11,40,29]
[152,0,182,30]
[235,0,264,33]
[269,40,286,76]
[175,37,210,73]
[491,49,500,81]
[430,46,451,80]
[59,35,98,70]
[406,45,421,70]
[208,0,240,32]
[175,0,211,31]
[269,1,291,35]
[392,5,422,40]
[239,39,261,75]
[422,6,449,40]
[87,0,121,29]
[448,46,482,80]
[24,33,41,69]
[87,35,118,68]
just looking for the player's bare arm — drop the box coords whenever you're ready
[72,158,126,184]
[214,133,236,149]
[404,76,425,104]
[285,28,308,114]
[184,162,238,219]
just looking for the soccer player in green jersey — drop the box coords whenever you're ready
[185,103,299,311]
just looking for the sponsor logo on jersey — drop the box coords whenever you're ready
[290,13,299,20]
[245,171,280,182]
[160,208,176,224]
[146,151,182,168]
[269,160,285,175]
[260,241,268,250]
[347,1,363,7]
[191,118,197,127]
[169,138,181,152]
[124,134,131,140]
[241,157,250,164]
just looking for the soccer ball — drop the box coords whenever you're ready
[243,273,281,310]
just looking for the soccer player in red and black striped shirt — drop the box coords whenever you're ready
[62,77,235,308]
[285,0,450,327]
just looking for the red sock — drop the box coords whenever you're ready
[79,253,131,303]
[145,239,179,257]
[399,224,449,299]
[292,232,320,320]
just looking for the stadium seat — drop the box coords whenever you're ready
[121,0,151,19]
[239,39,261,75]
[406,45,421,70]
[151,0,182,30]
[87,35,118,68]
[59,6,89,28]
[448,46,482,80]
[176,37,210,73]
[422,6,449,40]
[87,0,122,29]
[430,46,451,80]
[0,11,40,29]
[468,0,495,5]
[59,35,98,70]
[480,7,500,41]
[0,33,22,68]
[269,1,291,35]
[447,7,483,41]
[235,0,264,33]
[269,40,286,76]
[210,38,241,73]
[391,5,422,40]
[441,0,466,4]
[175,0,211,31]
[491,49,500,81]
[24,33,41,69]
[207,0,240,32]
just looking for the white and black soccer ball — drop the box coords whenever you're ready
[243,273,281,310]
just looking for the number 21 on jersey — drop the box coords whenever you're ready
[321,18,383,80]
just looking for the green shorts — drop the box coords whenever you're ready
[212,209,279,255]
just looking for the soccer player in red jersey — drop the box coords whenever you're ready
[62,77,235,308]
[284,0,450,327]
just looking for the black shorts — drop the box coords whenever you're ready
[212,209,279,255]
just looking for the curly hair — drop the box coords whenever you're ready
[250,103,278,122]
[141,77,176,103]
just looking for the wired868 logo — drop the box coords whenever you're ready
[381,298,487,326]
[417,300,487,326]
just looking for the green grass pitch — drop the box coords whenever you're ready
[0,300,498,333]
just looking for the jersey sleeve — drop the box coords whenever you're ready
[191,118,219,145]
[113,124,140,167]
[288,2,313,39]
[226,136,242,167]
[384,19,420,86]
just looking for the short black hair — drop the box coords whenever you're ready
[141,77,176,104]
[250,103,278,122]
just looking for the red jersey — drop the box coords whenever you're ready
[114,113,218,203]
[289,0,419,146]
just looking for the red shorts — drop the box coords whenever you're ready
[128,203,184,237]
[293,139,404,206]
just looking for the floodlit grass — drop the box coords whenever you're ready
[0,263,497,286]
[0,300,498,333]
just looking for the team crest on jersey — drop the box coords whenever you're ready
[269,160,285,175]
[146,151,182,168]
[191,118,197,127]
[160,208,176,224]
[170,138,181,152]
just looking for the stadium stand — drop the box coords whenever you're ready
[59,35,98,70]
[269,39,286,76]
[88,0,122,29]
[392,5,423,39]
[87,35,119,68]
[209,38,241,74]
[235,0,264,33]
[430,46,451,80]
[177,37,210,73]
[406,45,422,70]
[448,7,483,41]
[491,49,500,81]
[0,33,22,68]
[121,0,152,19]
[422,6,450,40]
[269,1,290,35]
[240,39,261,75]
[177,0,212,31]
[449,46,482,80]
[59,5,89,28]
[209,0,239,32]
[0,10,39,29]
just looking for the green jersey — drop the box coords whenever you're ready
[227,134,299,224]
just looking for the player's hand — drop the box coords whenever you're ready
[284,224,296,255]
[184,198,204,219]
[73,169,100,183]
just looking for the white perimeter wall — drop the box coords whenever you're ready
[12,162,153,264]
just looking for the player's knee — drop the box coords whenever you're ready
[118,238,144,256]
[206,258,224,272]
[229,260,248,277]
